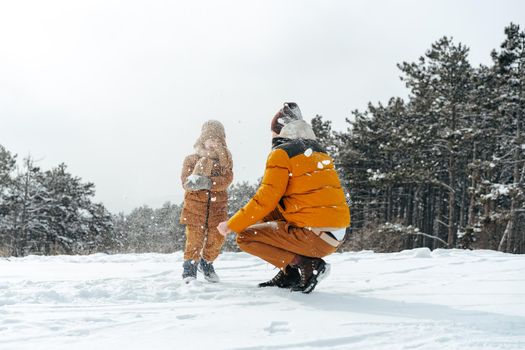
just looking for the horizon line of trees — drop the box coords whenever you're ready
[0,145,256,256]
[0,147,114,256]
[313,22,525,254]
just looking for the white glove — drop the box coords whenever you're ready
[184,174,212,191]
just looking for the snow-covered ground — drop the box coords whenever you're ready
[1,248,524,350]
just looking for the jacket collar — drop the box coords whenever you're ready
[272,137,291,149]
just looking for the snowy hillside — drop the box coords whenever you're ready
[1,249,524,350]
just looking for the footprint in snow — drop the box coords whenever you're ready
[176,314,197,320]
[264,321,291,334]
[67,329,90,337]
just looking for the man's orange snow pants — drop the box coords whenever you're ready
[236,209,338,269]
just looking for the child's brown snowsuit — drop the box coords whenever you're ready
[180,120,233,262]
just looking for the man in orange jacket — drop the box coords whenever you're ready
[217,102,350,293]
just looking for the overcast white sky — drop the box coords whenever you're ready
[1,0,524,213]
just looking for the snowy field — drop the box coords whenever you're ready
[1,248,524,350]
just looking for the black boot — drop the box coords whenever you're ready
[290,256,330,294]
[182,259,198,282]
[258,266,300,288]
[199,259,220,283]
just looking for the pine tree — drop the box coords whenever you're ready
[311,115,337,155]
[0,146,17,255]
[8,158,49,256]
[491,23,525,253]
[398,36,474,246]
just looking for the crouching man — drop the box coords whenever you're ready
[217,102,350,294]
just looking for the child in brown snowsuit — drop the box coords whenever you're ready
[180,120,233,282]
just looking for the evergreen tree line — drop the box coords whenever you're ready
[314,23,525,254]
[0,146,114,256]
[0,144,257,257]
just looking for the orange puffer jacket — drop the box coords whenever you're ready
[227,137,350,233]
[180,154,233,228]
